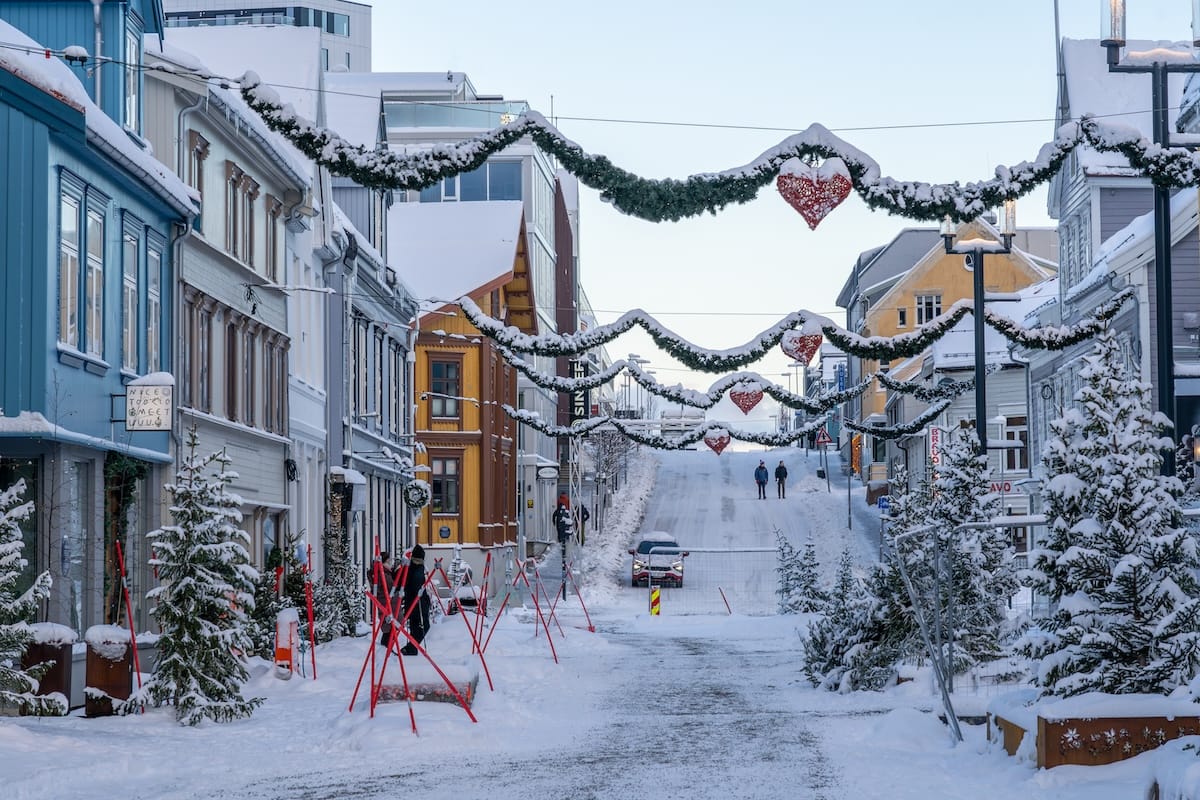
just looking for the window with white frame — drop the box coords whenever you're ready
[389,341,401,435]
[265,195,282,282]
[147,245,162,371]
[59,192,81,348]
[179,300,194,406]
[122,232,139,370]
[85,208,104,358]
[915,294,942,325]
[124,28,140,132]
[187,131,209,231]
[897,307,907,328]
[225,321,239,420]
[374,332,384,422]
[224,162,259,264]
[1004,415,1029,471]
[430,455,460,514]
[197,305,213,412]
[242,328,256,427]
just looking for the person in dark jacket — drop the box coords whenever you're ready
[401,544,430,655]
[775,460,789,499]
[553,502,574,543]
[373,552,397,647]
[754,461,769,499]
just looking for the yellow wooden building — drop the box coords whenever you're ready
[391,201,536,557]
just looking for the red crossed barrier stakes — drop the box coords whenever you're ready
[302,543,318,679]
[481,556,562,662]
[113,540,143,700]
[428,558,493,692]
[348,545,477,729]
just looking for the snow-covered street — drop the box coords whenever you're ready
[0,446,1177,799]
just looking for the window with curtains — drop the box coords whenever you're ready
[431,456,460,514]
[147,246,162,371]
[430,360,460,418]
[59,192,81,348]
[84,209,105,358]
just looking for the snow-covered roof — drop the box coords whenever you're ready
[1061,38,1190,176]
[143,36,311,187]
[0,20,196,215]
[388,202,525,303]
[163,25,323,122]
[929,315,1014,371]
[1082,186,1199,295]
[323,72,386,149]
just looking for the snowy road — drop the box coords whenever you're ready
[5,446,1153,800]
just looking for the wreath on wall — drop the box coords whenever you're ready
[403,479,431,510]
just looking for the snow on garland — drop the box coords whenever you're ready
[876,372,982,403]
[465,288,1133,371]
[842,400,953,440]
[504,406,829,450]
[238,73,1200,223]
[402,479,431,510]
[499,344,871,413]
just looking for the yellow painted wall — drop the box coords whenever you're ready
[861,238,1046,418]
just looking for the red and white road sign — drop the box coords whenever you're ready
[815,428,833,446]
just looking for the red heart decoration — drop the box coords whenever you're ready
[703,430,731,455]
[776,157,852,230]
[728,383,763,415]
[782,331,823,365]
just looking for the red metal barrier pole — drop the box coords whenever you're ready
[304,544,317,679]
[370,561,407,715]
[114,540,142,692]
[431,564,493,691]
[564,560,596,633]
[473,553,492,647]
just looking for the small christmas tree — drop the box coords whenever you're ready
[0,480,61,716]
[130,428,262,724]
[802,548,895,691]
[777,531,827,614]
[1022,330,1200,697]
[313,523,362,643]
[925,428,1013,672]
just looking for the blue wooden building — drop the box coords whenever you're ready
[0,3,195,638]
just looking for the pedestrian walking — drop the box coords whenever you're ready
[754,460,769,499]
[775,460,789,499]
[553,502,573,543]
[400,544,430,656]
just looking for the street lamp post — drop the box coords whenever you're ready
[940,204,1016,455]
[1101,2,1200,474]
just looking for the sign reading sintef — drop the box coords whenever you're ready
[127,384,173,431]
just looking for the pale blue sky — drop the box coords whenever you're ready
[370,1,1191,425]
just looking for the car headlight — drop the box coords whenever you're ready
[670,560,684,573]
[633,559,647,571]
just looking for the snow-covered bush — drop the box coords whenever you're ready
[128,428,262,724]
[0,479,62,716]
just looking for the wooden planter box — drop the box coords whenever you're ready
[988,693,1200,769]
[1037,714,1200,769]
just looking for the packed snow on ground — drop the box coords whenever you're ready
[3,446,1200,799]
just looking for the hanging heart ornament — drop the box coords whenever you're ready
[728,381,763,415]
[703,429,731,455]
[776,157,852,230]
[781,331,823,365]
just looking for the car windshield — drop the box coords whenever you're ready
[636,540,679,555]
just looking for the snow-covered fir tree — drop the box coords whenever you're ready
[777,531,827,614]
[1022,329,1200,697]
[0,479,61,716]
[924,428,1014,671]
[801,548,895,691]
[130,428,262,724]
[313,522,362,643]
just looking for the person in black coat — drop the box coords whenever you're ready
[401,544,430,655]
[553,503,573,543]
[373,552,397,647]
[774,460,789,499]
[754,460,769,499]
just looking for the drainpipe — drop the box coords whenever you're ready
[91,0,103,102]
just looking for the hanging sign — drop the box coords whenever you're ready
[126,384,172,431]
[570,359,590,422]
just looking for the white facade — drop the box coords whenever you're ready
[143,41,312,571]
[161,0,371,71]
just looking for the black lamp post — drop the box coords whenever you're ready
[940,204,1015,455]
[1101,1,1200,474]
